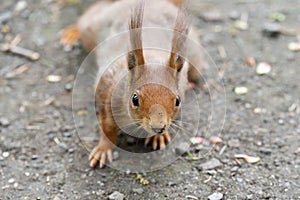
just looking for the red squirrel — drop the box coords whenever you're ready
[61,0,207,168]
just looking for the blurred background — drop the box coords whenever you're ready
[0,0,299,199]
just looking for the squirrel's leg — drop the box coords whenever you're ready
[89,116,119,168]
[59,25,80,48]
[59,20,96,52]
[60,0,112,51]
[145,132,171,150]
[169,0,184,6]
[188,63,206,87]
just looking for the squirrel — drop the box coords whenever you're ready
[60,0,207,168]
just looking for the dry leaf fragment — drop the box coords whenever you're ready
[235,154,261,164]
[209,136,223,144]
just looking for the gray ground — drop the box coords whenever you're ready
[0,0,299,199]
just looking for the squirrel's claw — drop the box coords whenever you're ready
[59,25,80,48]
[145,133,171,150]
[89,145,113,168]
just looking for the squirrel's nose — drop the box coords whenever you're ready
[151,126,165,134]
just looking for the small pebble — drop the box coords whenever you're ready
[108,191,124,200]
[8,178,15,184]
[208,192,223,200]
[278,119,284,125]
[167,181,177,186]
[53,195,61,200]
[2,151,10,158]
[209,136,223,144]
[113,151,119,160]
[256,62,271,75]
[52,110,60,118]
[0,11,12,24]
[47,75,61,83]
[175,142,189,155]
[127,136,136,145]
[229,10,240,20]
[150,178,156,184]
[234,20,248,30]
[15,1,28,12]
[228,139,240,148]
[245,103,252,109]
[199,158,222,170]
[64,83,73,92]
[63,132,72,138]
[230,166,239,172]
[63,45,72,52]
[262,22,281,37]
[58,142,68,152]
[259,147,272,155]
[132,188,144,194]
[200,8,222,22]
[13,182,19,188]
[288,42,300,52]
[31,155,38,160]
[245,56,256,67]
[78,121,85,128]
[98,181,105,187]
[0,117,10,127]
[190,137,205,145]
[234,86,248,95]
[253,107,267,114]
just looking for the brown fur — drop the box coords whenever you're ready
[65,0,207,168]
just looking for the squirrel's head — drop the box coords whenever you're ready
[128,82,181,136]
[126,1,189,136]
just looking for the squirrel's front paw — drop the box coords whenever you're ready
[89,144,113,168]
[145,133,171,150]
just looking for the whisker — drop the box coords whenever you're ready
[173,120,193,126]
[170,123,194,137]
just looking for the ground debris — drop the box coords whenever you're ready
[108,191,124,200]
[209,136,223,144]
[136,173,149,185]
[132,188,144,194]
[47,75,62,83]
[235,154,260,164]
[0,43,40,60]
[0,117,10,127]
[262,22,281,37]
[245,56,256,67]
[234,86,248,95]
[256,62,271,75]
[198,158,222,170]
[270,12,286,22]
[288,42,300,52]
[208,192,223,200]
[0,11,12,24]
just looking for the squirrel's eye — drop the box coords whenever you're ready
[175,95,181,107]
[132,94,139,107]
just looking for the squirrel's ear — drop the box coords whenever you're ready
[128,0,145,71]
[169,4,190,73]
[170,53,185,73]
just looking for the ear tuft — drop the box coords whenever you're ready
[128,0,145,71]
[169,3,190,73]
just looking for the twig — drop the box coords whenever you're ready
[0,43,40,61]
